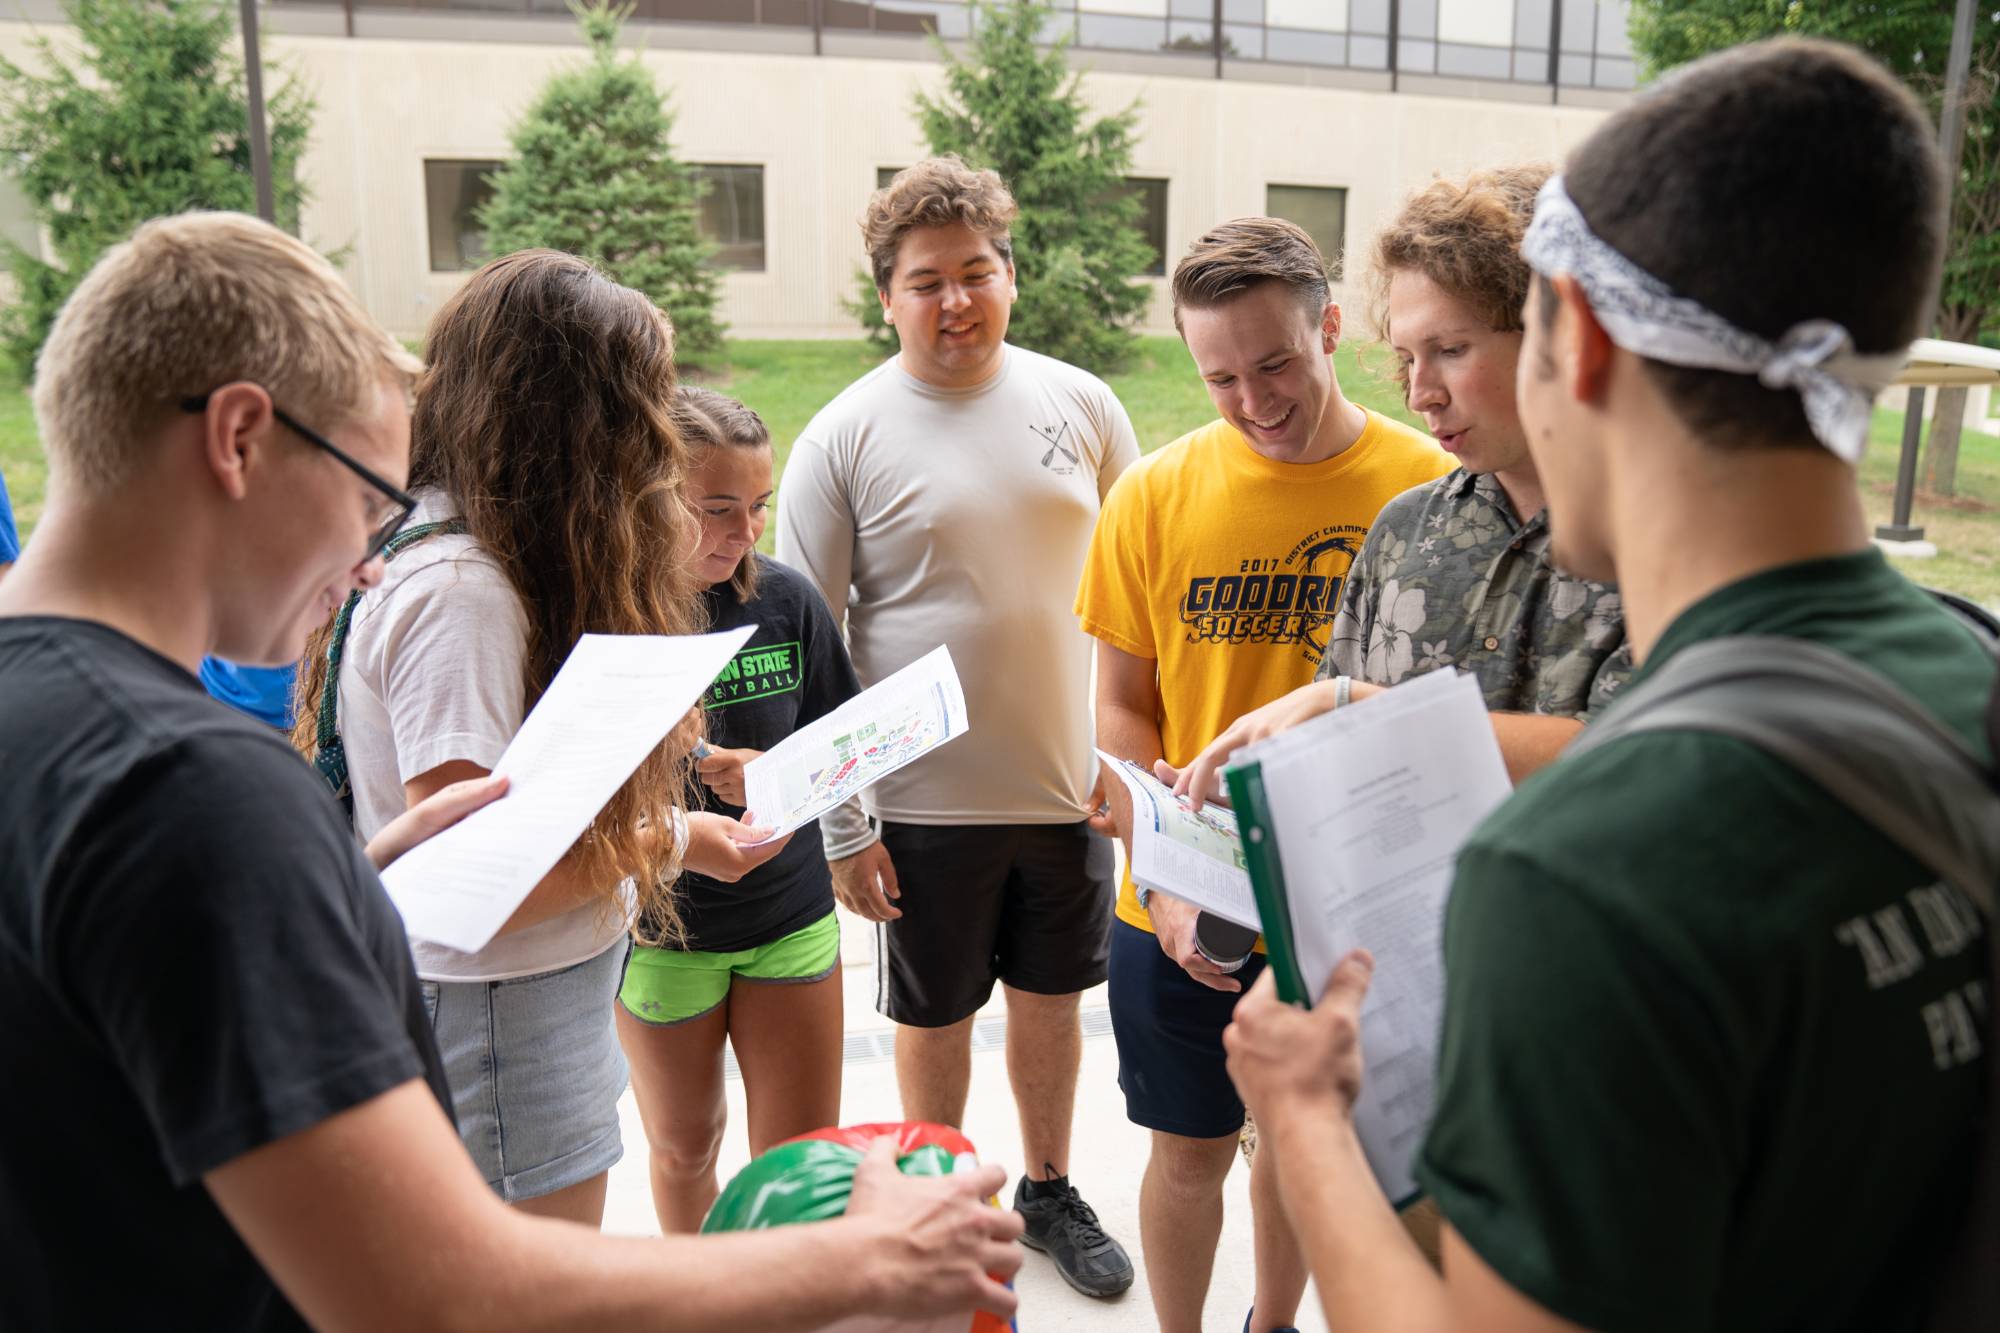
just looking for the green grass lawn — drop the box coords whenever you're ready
[4,334,1995,605]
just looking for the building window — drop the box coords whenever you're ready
[1120,176,1169,276]
[424,159,500,273]
[877,166,904,189]
[692,163,766,271]
[1266,183,1346,281]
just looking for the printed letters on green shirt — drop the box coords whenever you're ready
[707,641,802,709]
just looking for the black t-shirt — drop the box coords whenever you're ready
[0,617,451,1332]
[650,556,862,952]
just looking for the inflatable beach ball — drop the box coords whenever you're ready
[701,1121,1019,1333]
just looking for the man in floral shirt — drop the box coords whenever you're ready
[1322,164,1630,781]
[1175,165,1630,798]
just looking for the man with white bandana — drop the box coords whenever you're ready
[1214,38,1994,1333]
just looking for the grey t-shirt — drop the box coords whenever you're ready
[778,345,1140,834]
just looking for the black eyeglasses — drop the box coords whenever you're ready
[182,392,417,560]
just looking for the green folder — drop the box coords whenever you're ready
[1226,760,1311,1008]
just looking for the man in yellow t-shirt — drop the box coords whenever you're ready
[1075,217,1449,1333]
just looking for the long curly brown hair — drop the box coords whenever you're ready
[295,249,704,939]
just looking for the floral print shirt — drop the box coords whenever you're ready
[1319,468,1633,718]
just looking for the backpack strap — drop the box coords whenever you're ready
[311,518,468,813]
[1567,634,2000,911]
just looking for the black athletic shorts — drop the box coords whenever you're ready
[1107,917,1268,1139]
[874,820,1114,1028]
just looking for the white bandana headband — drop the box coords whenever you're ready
[1520,175,1908,463]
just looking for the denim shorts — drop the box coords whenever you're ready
[420,940,630,1202]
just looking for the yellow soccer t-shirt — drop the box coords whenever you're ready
[1075,411,1452,934]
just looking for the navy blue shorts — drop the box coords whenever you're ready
[1107,917,1267,1140]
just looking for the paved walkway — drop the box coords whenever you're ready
[601,910,1332,1332]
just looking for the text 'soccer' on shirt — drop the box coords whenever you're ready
[1178,523,1366,661]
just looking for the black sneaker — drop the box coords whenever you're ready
[1011,1166,1134,1298]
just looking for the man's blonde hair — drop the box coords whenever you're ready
[33,211,421,496]
[862,154,1018,291]
[1171,217,1332,335]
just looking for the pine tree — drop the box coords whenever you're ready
[0,0,314,372]
[481,2,723,360]
[858,0,1152,374]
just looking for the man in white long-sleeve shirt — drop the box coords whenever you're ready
[778,155,1139,1300]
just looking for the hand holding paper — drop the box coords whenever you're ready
[739,645,969,844]
[1225,668,1511,1206]
[379,628,754,955]
[1096,749,1260,931]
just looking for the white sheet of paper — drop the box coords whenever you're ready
[739,644,969,842]
[1232,668,1512,1204]
[381,628,754,955]
[1095,749,1261,930]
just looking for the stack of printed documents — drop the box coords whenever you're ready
[1226,668,1512,1204]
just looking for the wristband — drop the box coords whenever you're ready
[670,804,690,859]
[1334,675,1353,709]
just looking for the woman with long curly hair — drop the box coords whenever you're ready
[295,250,788,1224]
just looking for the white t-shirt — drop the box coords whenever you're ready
[339,492,633,982]
[777,345,1140,827]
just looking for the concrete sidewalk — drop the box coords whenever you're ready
[601,910,1331,1332]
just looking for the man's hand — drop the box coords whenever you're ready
[364,775,510,871]
[1224,954,1374,1133]
[695,746,761,807]
[847,1137,1025,1322]
[1084,772,1118,837]
[1173,679,1383,810]
[831,840,901,921]
[684,811,792,882]
[1146,889,1242,993]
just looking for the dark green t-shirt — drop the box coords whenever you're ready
[1416,550,1993,1333]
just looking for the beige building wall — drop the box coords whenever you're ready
[0,15,1616,342]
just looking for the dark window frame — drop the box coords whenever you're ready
[423,158,502,274]
[1265,181,1347,282]
[691,162,768,273]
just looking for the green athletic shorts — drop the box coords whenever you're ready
[618,911,840,1026]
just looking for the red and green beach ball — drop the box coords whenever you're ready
[701,1120,1019,1332]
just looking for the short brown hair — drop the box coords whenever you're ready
[34,211,420,498]
[863,155,1018,291]
[1558,39,1943,452]
[671,385,772,603]
[1171,217,1331,334]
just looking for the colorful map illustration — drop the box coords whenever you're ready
[1157,791,1249,871]
[741,646,969,840]
[798,703,952,817]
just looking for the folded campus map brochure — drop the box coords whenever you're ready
[740,644,969,843]
[383,627,756,955]
[1225,668,1512,1205]
[1095,749,1261,930]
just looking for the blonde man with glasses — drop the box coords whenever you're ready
[0,210,1022,1333]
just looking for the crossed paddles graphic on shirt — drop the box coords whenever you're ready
[1031,420,1078,467]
